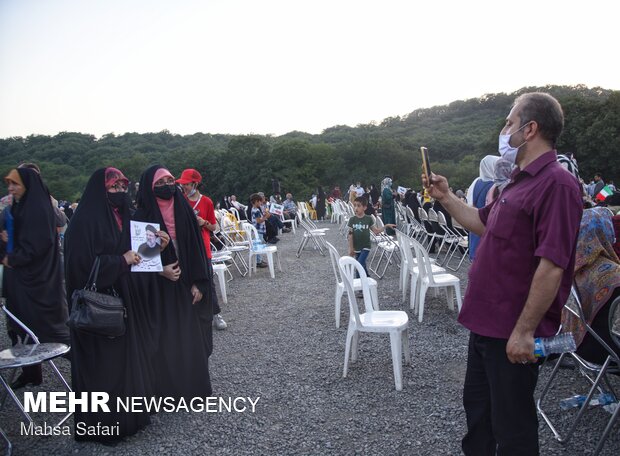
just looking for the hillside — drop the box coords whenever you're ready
[1,84,618,201]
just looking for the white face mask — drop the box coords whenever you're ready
[187,185,197,197]
[498,122,530,164]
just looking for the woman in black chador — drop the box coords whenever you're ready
[133,165,214,399]
[64,168,155,442]
[2,168,69,388]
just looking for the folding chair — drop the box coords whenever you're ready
[0,300,72,455]
[368,216,400,279]
[537,287,620,454]
[436,212,469,271]
[296,218,327,257]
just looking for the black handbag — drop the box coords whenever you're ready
[68,257,127,338]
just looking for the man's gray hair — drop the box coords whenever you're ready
[513,92,564,147]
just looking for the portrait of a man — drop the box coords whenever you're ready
[137,224,160,259]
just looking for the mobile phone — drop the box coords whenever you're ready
[420,146,432,182]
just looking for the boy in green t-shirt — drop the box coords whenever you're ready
[347,196,396,275]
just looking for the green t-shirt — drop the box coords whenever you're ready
[347,215,375,251]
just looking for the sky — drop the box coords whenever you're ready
[0,0,619,138]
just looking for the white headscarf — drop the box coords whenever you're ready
[381,177,393,191]
[467,155,500,205]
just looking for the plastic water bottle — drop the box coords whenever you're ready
[559,392,616,410]
[533,333,576,357]
[559,394,586,410]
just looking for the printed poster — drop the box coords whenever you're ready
[270,203,284,216]
[130,221,163,272]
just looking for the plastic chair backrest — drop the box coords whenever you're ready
[410,237,435,284]
[325,242,342,284]
[242,222,261,249]
[437,211,447,227]
[418,208,428,221]
[374,215,385,230]
[338,256,374,323]
[396,230,414,266]
[427,208,438,222]
[405,206,415,222]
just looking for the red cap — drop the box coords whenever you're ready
[176,169,202,184]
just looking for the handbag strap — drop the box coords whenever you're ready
[85,257,101,291]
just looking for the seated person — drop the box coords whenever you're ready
[270,192,282,204]
[137,224,160,258]
[561,207,620,364]
[260,193,289,237]
[282,193,297,220]
[249,193,269,267]
[229,195,247,215]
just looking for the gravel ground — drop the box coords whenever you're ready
[0,221,619,455]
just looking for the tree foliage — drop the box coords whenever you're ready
[1,85,618,202]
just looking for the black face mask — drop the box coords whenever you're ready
[154,184,176,200]
[107,191,128,208]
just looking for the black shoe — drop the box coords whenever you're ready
[11,373,42,390]
[266,238,279,244]
[256,262,269,268]
[282,228,291,233]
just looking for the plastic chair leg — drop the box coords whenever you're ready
[266,252,275,278]
[215,269,227,304]
[409,273,417,311]
[402,328,411,365]
[351,331,359,362]
[418,284,428,322]
[343,327,355,377]
[446,287,454,310]
[335,285,344,328]
[389,331,403,391]
[455,285,463,311]
[369,283,380,311]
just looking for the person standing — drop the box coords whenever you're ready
[315,186,326,220]
[381,177,396,235]
[176,168,227,330]
[1,168,69,389]
[424,92,582,455]
[466,156,499,260]
[134,165,214,399]
[64,168,158,441]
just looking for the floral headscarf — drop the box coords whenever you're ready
[562,207,620,345]
[381,177,393,191]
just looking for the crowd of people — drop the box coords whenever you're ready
[0,163,296,443]
[1,91,620,453]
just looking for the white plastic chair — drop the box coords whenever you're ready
[410,237,462,322]
[280,213,297,234]
[211,263,229,304]
[339,256,410,391]
[395,230,446,307]
[326,242,379,328]
[242,223,282,279]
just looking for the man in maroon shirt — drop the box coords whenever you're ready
[424,92,582,455]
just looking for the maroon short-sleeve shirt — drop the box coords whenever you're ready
[458,150,583,339]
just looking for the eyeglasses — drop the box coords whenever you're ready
[109,183,128,192]
[154,178,176,187]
